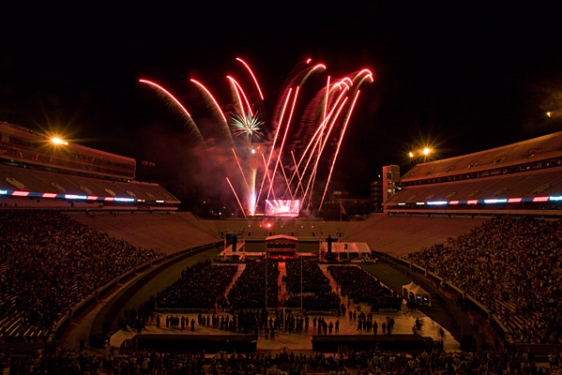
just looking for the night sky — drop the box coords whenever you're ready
[2,2,561,205]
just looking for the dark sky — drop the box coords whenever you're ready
[2,2,561,202]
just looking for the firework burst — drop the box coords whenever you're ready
[140,58,373,217]
[230,113,264,140]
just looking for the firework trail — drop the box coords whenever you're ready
[138,79,206,145]
[140,58,373,217]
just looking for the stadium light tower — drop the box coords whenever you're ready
[408,151,416,166]
[409,147,433,164]
[51,136,68,146]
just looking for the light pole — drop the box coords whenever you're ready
[265,251,268,310]
[300,252,303,311]
[409,147,433,164]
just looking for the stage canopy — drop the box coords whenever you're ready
[402,281,431,306]
[319,241,371,260]
[265,234,299,259]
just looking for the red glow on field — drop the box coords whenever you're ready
[42,193,57,198]
[12,191,29,196]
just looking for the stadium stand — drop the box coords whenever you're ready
[0,210,164,345]
[2,122,562,373]
[344,214,487,257]
[210,218,353,241]
[0,122,180,212]
[386,130,562,215]
[406,216,562,346]
[69,212,219,254]
[400,131,562,181]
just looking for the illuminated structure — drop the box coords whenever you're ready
[0,122,136,180]
[140,58,374,218]
[385,131,562,214]
[382,165,401,204]
[0,122,179,210]
[265,234,298,259]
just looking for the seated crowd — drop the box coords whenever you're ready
[226,260,279,309]
[407,216,562,344]
[140,258,351,316]
[154,261,239,310]
[0,210,163,343]
[4,344,559,375]
[3,210,562,373]
[284,259,340,312]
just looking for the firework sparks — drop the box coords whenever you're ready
[230,113,264,140]
[138,79,206,145]
[140,58,374,217]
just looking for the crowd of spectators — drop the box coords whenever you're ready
[153,261,238,310]
[328,266,403,313]
[5,209,562,372]
[227,260,279,309]
[284,259,340,312]
[406,216,562,345]
[0,210,163,343]
[3,344,560,375]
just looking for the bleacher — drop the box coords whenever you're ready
[386,130,562,215]
[387,167,562,205]
[205,217,352,241]
[0,163,179,211]
[344,213,487,257]
[2,121,562,370]
[69,211,220,254]
[401,130,562,182]
[66,209,490,263]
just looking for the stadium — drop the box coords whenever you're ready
[1,119,561,374]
